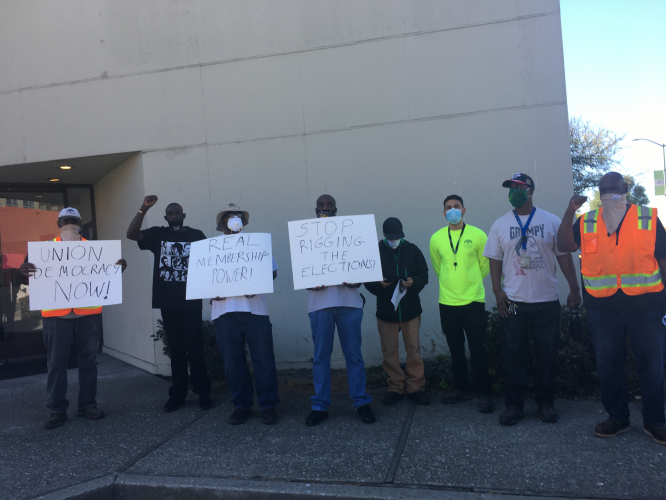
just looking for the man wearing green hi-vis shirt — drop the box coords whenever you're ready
[430,195,493,414]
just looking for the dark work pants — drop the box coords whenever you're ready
[500,300,560,409]
[43,314,102,413]
[214,312,279,410]
[587,307,665,426]
[439,302,492,395]
[160,309,211,401]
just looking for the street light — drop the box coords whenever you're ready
[633,138,666,195]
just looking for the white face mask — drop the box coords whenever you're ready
[60,224,81,241]
[387,239,401,249]
[227,216,243,232]
[600,193,627,234]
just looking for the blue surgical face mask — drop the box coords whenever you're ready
[446,208,463,225]
[387,239,401,249]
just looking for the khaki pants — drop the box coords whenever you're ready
[377,316,425,394]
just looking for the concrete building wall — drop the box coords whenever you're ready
[0,0,573,372]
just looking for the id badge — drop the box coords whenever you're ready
[520,255,531,269]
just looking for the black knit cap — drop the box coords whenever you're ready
[383,217,404,240]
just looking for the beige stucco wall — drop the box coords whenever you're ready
[0,0,574,372]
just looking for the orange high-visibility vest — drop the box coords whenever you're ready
[41,237,103,317]
[580,205,663,297]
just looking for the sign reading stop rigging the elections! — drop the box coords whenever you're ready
[288,214,382,290]
[185,233,274,300]
[28,240,123,311]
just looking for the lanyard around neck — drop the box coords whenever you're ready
[448,223,466,269]
[513,207,536,250]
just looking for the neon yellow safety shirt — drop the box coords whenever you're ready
[429,224,489,306]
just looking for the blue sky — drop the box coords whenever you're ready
[561,0,666,208]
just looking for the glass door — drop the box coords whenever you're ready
[0,185,95,375]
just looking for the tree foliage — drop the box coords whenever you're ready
[570,116,625,195]
[589,175,650,210]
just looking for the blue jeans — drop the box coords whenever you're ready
[309,307,372,411]
[587,307,665,426]
[214,312,279,410]
[42,315,102,413]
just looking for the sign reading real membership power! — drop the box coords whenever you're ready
[28,240,123,311]
[288,214,382,290]
[186,233,274,300]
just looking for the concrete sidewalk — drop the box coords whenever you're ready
[1,354,664,500]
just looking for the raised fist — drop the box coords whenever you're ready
[142,195,158,211]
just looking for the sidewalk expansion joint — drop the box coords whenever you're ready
[384,401,417,484]
[115,393,231,473]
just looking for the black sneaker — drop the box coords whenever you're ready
[229,408,252,425]
[163,399,185,413]
[499,406,524,426]
[199,394,212,410]
[441,390,473,404]
[44,412,67,429]
[538,404,558,423]
[478,395,494,414]
[356,404,376,424]
[382,391,404,406]
[595,418,631,438]
[644,425,666,445]
[407,391,431,405]
[261,407,279,425]
[77,407,105,420]
[305,410,328,426]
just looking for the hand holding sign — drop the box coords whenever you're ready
[288,214,382,290]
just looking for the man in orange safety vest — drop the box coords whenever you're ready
[20,207,127,430]
[557,172,666,445]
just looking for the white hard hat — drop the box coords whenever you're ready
[58,207,82,221]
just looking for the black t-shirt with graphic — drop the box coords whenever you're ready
[138,226,206,310]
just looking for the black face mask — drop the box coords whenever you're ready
[167,219,183,230]
[316,210,336,218]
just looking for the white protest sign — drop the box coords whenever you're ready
[185,233,274,300]
[28,240,122,311]
[288,214,382,290]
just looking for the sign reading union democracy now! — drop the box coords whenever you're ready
[288,214,382,290]
[28,240,123,310]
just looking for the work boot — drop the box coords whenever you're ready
[356,404,376,424]
[164,398,185,413]
[261,408,279,425]
[478,395,494,414]
[594,418,631,438]
[538,404,558,423]
[382,391,404,406]
[44,412,68,429]
[499,406,524,426]
[305,410,328,427]
[644,425,666,445]
[229,408,252,425]
[77,407,105,420]
[199,394,213,410]
[407,391,431,405]
[441,390,473,404]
